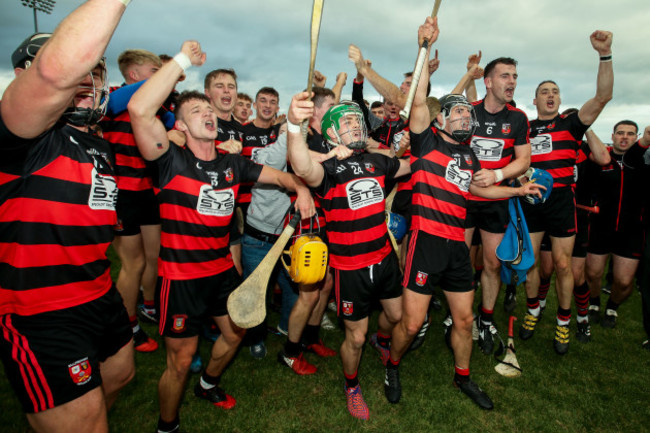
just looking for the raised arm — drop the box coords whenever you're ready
[1,0,127,138]
[409,17,438,134]
[349,44,407,109]
[128,41,205,161]
[332,72,348,103]
[584,128,611,165]
[451,52,483,102]
[578,30,614,126]
[286,92,325,187]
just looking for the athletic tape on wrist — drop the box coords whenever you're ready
[494,169,504,183]
[287,121,301,133]
[599,54,612,62]
[117,0,131,6]
[173,52,192,72]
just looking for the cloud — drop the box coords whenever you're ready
[1,0,648,139]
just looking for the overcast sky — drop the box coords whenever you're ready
[1,0,648,139]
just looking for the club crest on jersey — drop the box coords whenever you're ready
[68,358,92,385]
[342,301,353,316]
[364,162,375,173]
[547,122,556,130]
[415,271,428,287]
[445,159,472,192]
[224,168,234,183]
[197,185,235,216]
[88,168,118,211]
[470,137,505,162]
[501,123,511,134]
[346,178,384,210]
[171,314,188,332]
[530,134,552,155]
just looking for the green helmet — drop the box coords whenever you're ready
[321,101,367,149]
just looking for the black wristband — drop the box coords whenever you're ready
[599,54,612,62]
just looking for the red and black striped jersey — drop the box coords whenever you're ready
[0,119,117,316]
[410,127,481,242]
[584,143,648,232]
[216,115,244,144]
[469,100,529,201]
[238,122,280,206]
[154,143,263,280]
[101,86,157,192]
[313,152,401,270]
[529,112,589,188]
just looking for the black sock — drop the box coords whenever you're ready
[157,415,179,433]
[284,340,302,358]
[387,357,400,369]
[302,324,320,345]
[200,371,220,388]
[590,295,601,308]
[344,372,359,388]
[479,304,493,323]
[605,298,620,311]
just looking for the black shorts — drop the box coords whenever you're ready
[157,267,241,338]
[333,253,402,322]
[572,209,590,258]
[540,232,551,252]
[114,189,161,236]
[0,287,131,413]
[587,221,644,260]
[521,187,576,237]
[403,230,473,294]
[466,200,509,234]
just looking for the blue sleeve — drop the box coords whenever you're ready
[105,81,145,117]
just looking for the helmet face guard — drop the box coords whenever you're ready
[62,57,109,127]
[321,101,367,150]
[435,94,478,144]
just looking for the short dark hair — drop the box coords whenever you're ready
[174,90,211,119]
[237,92,252,103]
[403,72,413,78]
[312,86,335,108]
[535,80,558,97]
[370,101,383,109]
[483,57,517,80]
[204,68,238,90]
[561,107,578,116]
[613,120,638,134]
[255,86,279,101]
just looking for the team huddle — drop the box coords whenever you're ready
[1,1,649,432]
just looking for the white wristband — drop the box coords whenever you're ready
[287,121,301,134]
[494,169,504,183]
[117,0,131,6]
[173,52,192,72]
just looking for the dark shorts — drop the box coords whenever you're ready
[333,253,402,322]
[403,230,473,294]
[521,187,576,238]
[540,232,551,252]
[466,199,509,234]
[0,287,131,413]
[114,189,161,236]
[157,267,241,338]
[587,221,644,260]
[572,209,590,258]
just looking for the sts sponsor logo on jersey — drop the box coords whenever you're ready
[68,357,92,385]
[346,178,384,210]
[530,134,552,155]
[88,168,118,211]
[445,159,472,192]
[197,186,235,216]
[470,137,505,161]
